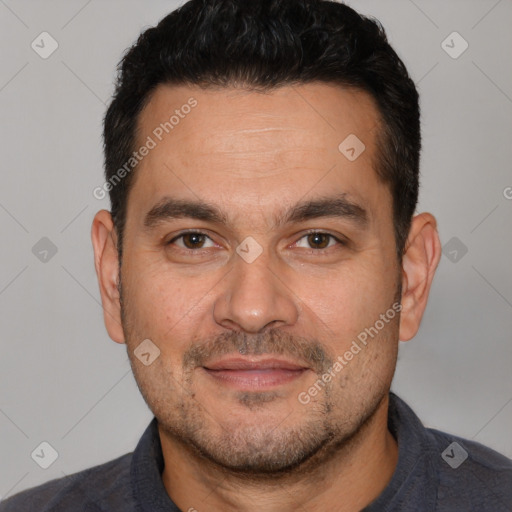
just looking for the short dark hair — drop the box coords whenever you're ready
[103,0,420,262]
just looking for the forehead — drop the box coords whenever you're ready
[129,82,389,227]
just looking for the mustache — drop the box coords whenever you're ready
[183,328,334,375]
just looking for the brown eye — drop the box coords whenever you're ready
[181,233,206,249]
[168,232,215,250]
[294,232,341,250]
[307,233,331,249]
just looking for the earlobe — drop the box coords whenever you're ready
[91,210,125,344]
[398,213,442,342]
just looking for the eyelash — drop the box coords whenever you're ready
[166,230,347,254]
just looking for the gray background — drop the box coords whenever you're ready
[1,0,511,499]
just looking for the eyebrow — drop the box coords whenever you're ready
[143,194,368,230]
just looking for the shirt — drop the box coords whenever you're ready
[1,392,511,511]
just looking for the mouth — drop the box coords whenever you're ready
[201,357,310,391]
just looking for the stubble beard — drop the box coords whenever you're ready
[119,276,400,480]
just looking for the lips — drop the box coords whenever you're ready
[202,357,309,390]
[203,357,308,371]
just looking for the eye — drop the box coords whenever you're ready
[167,231,216,250]
[166,230,345,253]
[294,232,345,251]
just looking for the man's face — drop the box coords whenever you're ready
[118,83,401,474]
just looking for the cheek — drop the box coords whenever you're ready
[292,259,396,348]
[122,262,213,351]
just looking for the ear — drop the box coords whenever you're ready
[91,210,125,344]
[399,212,442,341]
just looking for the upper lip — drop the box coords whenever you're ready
[203,357,309,371]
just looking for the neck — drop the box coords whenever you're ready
[158,393,398,512]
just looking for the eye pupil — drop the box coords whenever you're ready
[308,233,329,249]
[183,233,205,249]
[175,232,336,251]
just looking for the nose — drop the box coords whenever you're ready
[213,250,299,333]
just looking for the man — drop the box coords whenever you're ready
[2,0,511,510]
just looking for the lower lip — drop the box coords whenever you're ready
[202,368,308,390]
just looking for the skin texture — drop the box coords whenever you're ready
[92,83,441,511]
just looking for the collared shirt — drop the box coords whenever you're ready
[1,393,511,511]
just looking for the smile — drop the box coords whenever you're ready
[202,357,310,390]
